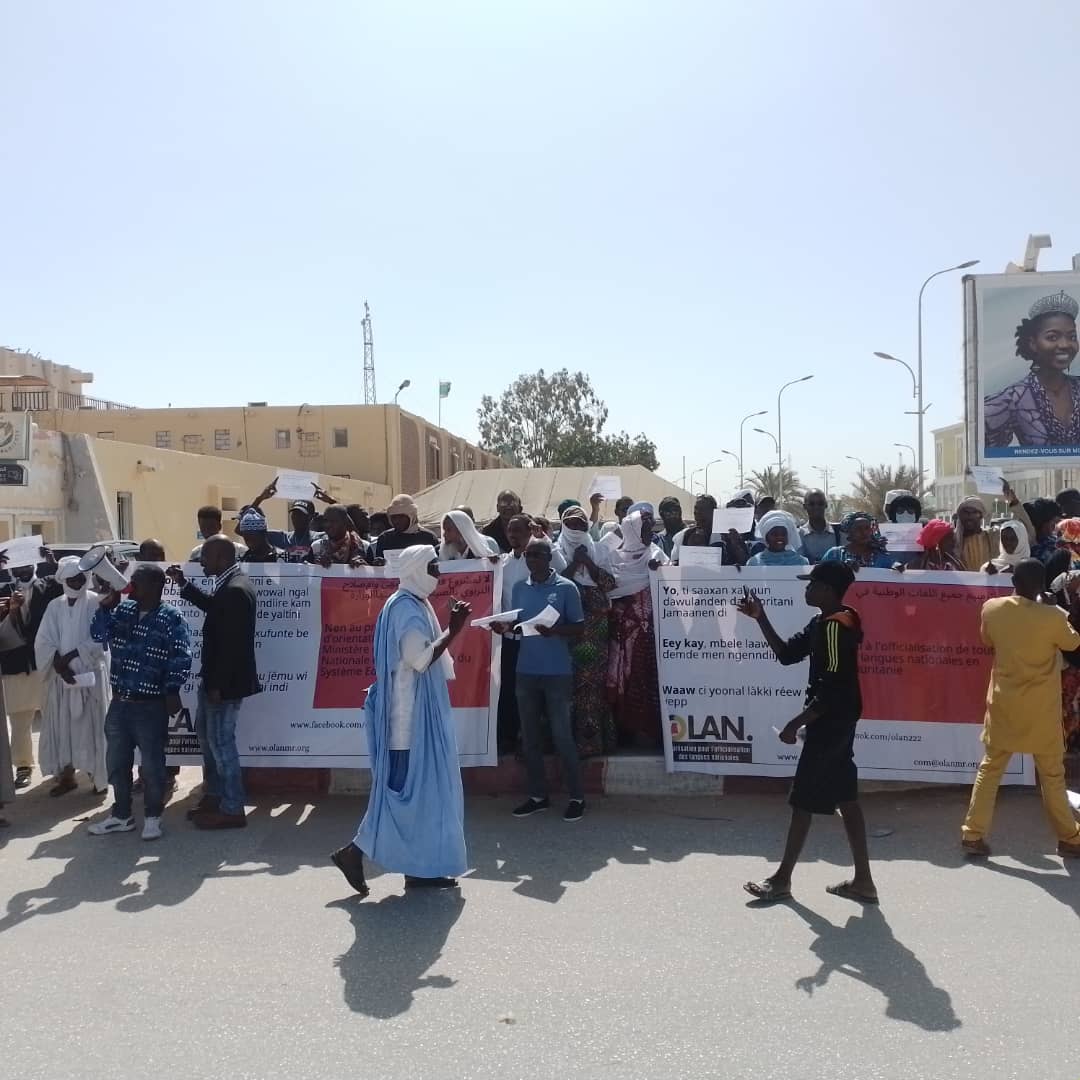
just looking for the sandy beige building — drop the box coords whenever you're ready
[4,347,501,495]
[7,426,391,561]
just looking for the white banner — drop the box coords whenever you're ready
[162,561,501,768]
[653,566,1035,785]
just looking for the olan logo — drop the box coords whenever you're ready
[668,714,753,764]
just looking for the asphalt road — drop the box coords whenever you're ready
[1,774,1077,1080]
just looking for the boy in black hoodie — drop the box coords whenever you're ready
[737,561,877,904]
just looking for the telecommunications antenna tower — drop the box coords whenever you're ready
[362,301,376,404]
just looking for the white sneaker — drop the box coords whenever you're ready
[142,816,163,841]
[88,815,135,836]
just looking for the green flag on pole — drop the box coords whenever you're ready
[439,381,452,399]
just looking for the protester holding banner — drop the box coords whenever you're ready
[250,481,326,563]
[608,510,667,748]
[821,513,894,570]
[189,505,246,562]
[1025,498,1064,564]
[954,487,1034,572]
[556,505,617,757]
[331,546,471,896]
[237,509,285,564]
[961,560,1080,858]
[739,561,877,905]
[310,505,370,568]
[746,511,808,567]
[913,520,965,571]
[798,490,842,564]
[375,494,438,559]
[983,520,1029,574]
[671,495,748,565]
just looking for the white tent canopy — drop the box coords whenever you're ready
[411,466,695,528]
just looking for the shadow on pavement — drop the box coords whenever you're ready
[328,892,466,1018]
[787,900,962,1032]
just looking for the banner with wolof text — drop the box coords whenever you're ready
[160,561,500,768]
[653,566,1035,785]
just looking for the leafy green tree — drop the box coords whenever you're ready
[478,369,659,470]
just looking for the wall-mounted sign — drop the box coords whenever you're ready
[0,463,28,486]
[0,413,32,462]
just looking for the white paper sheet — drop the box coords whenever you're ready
[274,470,319,502]
[0,534,44,570]
[967,465,1006,495]
[65,672,96,689]
[519,604,560,637]
[471,608,523,629]
[678,546,725,568]
[712,507,754,535]
[879,523,923,549]
[1068,790,1080,811]
[588,475,623,502]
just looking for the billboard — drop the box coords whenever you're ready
[966,270,1080,465]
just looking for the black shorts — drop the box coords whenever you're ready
[789,723,858,815]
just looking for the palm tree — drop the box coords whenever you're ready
[747,466,804,517]
[851,464,928,517]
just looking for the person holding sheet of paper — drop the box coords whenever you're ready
[250,482,326,562]
[34,558,110,798]
[883,491,923,567]
[954,484,1034,571]
[608,510,668,749]
[489,538,586,822]
[671,496,748,566]
[331,546,471,896]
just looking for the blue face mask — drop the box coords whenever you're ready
[895,511,917,524]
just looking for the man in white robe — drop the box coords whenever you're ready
[34,557,111,796]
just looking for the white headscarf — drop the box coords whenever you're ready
[393,544,453,679]
[557,508,608,588]
[440,510,498,561]
[609,511,654,599]
[991,520,1031,570]
[756,510,800,552]
[56,556,87,599]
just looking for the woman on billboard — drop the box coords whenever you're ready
[984,290,1080,447]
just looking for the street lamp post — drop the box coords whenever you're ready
[753,427,779,456]
[812,465,833,497]
[738,410,767,490]
[703,457,725,496]
[776,376,813,475]
[845,454,866,471]
[894,442,916,472]
[876,259,978,490]
[690,467,704,494]
[393,378,411,404]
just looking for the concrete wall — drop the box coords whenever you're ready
[0,347,93,395]
[40,403,502,495]
[0,426,67,543]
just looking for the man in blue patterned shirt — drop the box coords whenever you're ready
[88,565,192,841]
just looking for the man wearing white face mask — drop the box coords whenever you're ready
[33,557,110,797]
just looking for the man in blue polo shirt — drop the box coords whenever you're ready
[491,538,586,822]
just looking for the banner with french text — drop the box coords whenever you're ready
[652,566,1034,785]
[162,561,500,768]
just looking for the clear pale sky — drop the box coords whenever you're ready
[3,1,1079,501]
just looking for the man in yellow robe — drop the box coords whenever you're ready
[962,559,1080,857]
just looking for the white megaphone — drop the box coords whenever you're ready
[78,546,131,593]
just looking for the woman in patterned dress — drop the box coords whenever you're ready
[555,506,617,757]
[984,290,1080,449]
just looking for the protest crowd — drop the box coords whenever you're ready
[3,475,1080,900]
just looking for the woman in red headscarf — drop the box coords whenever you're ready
[915,520,966,571]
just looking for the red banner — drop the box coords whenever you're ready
[313,570,494,710]
[850,577,1010,725]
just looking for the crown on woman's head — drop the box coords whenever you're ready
[1028,290,1080,320]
